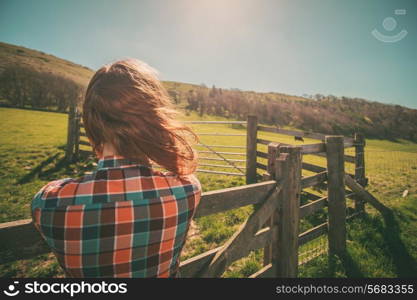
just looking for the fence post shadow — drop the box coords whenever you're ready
[335,173,417,277]
[328,250,364,278]
[17,151,88,185]
[17,153,61,184]
[328,207,417,278]
[378,208,417,277]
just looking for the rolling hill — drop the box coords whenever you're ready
[0,42,308,102]
[0,42,92,86]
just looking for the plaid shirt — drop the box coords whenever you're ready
[31,155,201,278]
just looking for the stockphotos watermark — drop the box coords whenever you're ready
[372,9,408,43]
[3,280,127,297]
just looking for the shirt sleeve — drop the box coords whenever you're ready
[31,178,74,211]
[182,173,202,209]
[187,173,202,193]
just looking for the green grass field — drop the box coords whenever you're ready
[1,107,416,278]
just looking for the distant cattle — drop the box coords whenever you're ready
[294,136,304,142]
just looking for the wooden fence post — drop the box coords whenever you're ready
[326,136,346,256]
[246,115,258,184]
[73,109,81,159]
[263,142,280,266]
[274,145,302,277]
[354,132,366,212]
[65,101,76,162]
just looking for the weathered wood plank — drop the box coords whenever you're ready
[198,133,246,136]
[309,152,327,159]
[302,191,323,201]
[263,215,273,267]
[259,140,325,155]
[196,169,245,176]
[198,151,245,156]
[344,154,355,163]
[302,162,326,173]
[257,140,355,164]
[300,171,327,189]
[179,247,221,278]
[344,175,389,214]
[196,144,246,149]
[73,111,81,159]
[267,143,280,179]
[65,101,76,161]
[256,138,271,145]
[256,162,267,171]
[199,181,283,277]
[194,180,277,218]
[256,151,268,159]
[199,157,246,163]
[79,149,93,156]
[298,222,328,246]
[275,146,301,277]
[199,163,242,169]
[346,210,364,221]
[299,197,327,218]
[311,152,361,165]
[301,143,326,154]
[257,126,326,141]
[0,219,49,263]
[263,143,280,266]
[257,127,354,145]
[326,136,346,256]
[179,226,272,277]
[354,133,366,211]
[345,192,356,199]
[344,140,355,148]
[78,140,90,147]
[249,263,274,278]
[184,121,247,124]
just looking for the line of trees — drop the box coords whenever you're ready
[0,65,83,112]
[180,85,417,142]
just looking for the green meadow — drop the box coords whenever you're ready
[0,107,416,278]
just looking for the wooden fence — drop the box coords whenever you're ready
[65,105,366,187]
[1,114,376,277]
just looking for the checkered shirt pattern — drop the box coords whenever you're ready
[31,155,201,278]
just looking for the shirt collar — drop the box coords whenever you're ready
[96,155,151,169]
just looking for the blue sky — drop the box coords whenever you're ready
[1,0,416,108]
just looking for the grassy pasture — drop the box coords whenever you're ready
[0,107,416,278]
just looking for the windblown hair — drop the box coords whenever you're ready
[82,59,198,176]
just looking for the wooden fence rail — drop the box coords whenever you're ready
[197,151,246,156]
[196,144,246,149]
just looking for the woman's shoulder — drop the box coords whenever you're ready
[181,173,202,193]
[31,177,82,210]
[158,170,201,194]
[34,178,75,197]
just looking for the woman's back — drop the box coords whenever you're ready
[31,59,201,277]
[32,155,201,277]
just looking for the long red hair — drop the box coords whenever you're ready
[82,59,198,176]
